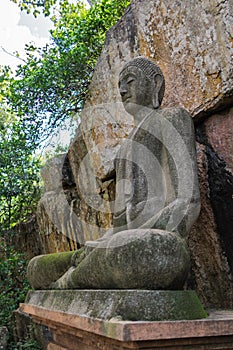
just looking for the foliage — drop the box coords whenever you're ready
[0,105,41,346]
[10,0,97,16]
[13,337,41,350]
[4,0,130,146]
[0,106,41,229]
[0,238,27,342]
[11,0,57,16]
[0,238,41,349]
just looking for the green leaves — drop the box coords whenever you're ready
[10,0,58,17]
[5,0,130,146]
[0,239,34,347]
[0,107,41,229]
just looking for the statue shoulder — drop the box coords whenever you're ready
[139,107,194,137]
[162,107,191,120]
[161,107,194,132]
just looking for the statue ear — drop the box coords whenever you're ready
[152,74,163,109]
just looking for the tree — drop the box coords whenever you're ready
[10,0,99,16]
[4,0,130,146]
[11,0,59,16]
[0,106,41,230]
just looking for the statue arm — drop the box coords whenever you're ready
[138,108,200,237]
[161,108,200,236]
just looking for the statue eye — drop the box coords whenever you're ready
[127,77,135,84]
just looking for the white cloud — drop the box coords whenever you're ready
[0,0,52,70]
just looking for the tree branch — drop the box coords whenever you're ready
[1,47,27,64]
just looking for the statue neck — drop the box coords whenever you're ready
[133,106,156,126]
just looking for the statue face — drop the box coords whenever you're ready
[119,66,154,116]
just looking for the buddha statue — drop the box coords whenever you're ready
[27,57,200,291]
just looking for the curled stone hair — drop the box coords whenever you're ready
[120,56,165,105]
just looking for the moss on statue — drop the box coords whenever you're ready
[27,251,76,289]
[25,289,207,321]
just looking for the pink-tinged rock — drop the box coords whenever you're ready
[205,107,233,172]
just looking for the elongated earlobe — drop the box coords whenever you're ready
[152,74,163,109]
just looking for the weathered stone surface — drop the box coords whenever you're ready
[187,106,233,308]
[27,251,75,289]
[52,230,190,290]
[104,107,200,237]
[38,126,116,248]
[205,107,233,173]
[83,0,233,182]
[188,140,233,308]
[0,327,8,350]
[41,154,67,192]
[68,126,115,241]
[6,215,43,259]
[17,304,233,350]
[37,152,81,253]
[37,190,80,253]
[133,0,233,116]
[80,103,133,182]
[24,289,207,321]
[204,109,233,276]
[26,230,190,291]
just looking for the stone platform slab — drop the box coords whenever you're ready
[24,289,207,321]
[18,304,233,349]
[17,290,233,349]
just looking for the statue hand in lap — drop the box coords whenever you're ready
[27,57,200,290]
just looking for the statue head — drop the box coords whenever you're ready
[119,56,165,116]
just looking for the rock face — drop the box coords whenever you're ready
[131,0,233,116]
[189,108,233,308]
[10,216,42,259]
[37,154,81,253]
[36,0,233,308]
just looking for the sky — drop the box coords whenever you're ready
[0,0,53,70]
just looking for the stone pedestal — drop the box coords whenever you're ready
[17,306,233,349]
[22,290,207,321]
[15,290,233,349]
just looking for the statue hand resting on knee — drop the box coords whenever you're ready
[27,57,200,290]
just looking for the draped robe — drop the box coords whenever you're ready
[113,107,200,238]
